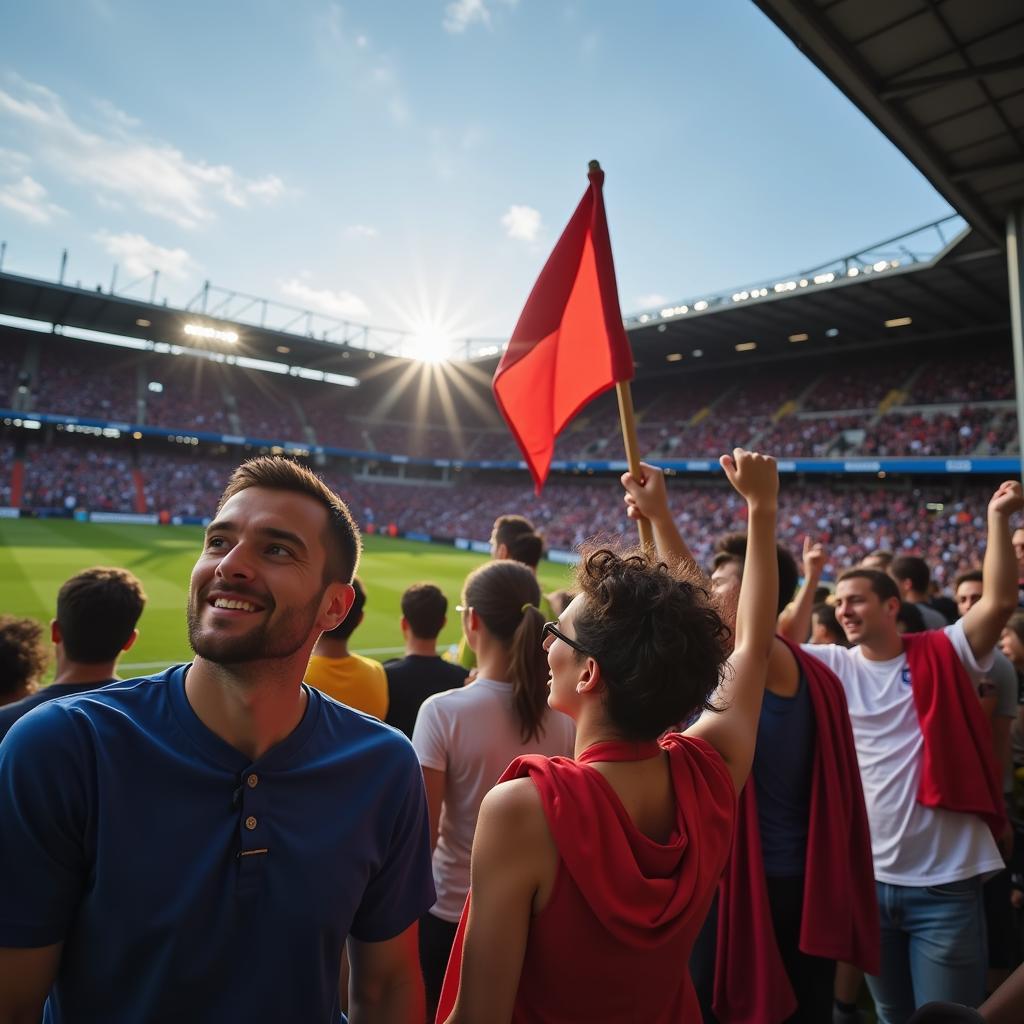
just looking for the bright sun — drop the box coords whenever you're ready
[407,326,453,364]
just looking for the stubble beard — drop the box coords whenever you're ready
[187,590,323,666]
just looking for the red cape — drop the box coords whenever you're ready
[437,733,735,1023]
[713,639,880,1024]
[903,629,1006,838]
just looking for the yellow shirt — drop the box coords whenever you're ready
[305,653,389,720]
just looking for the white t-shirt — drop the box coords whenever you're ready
[802,621,1003,887]
[412,677,576,921]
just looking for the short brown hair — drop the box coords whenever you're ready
[890,555,931,594]
[491,515,544,568]
[57,567,147,663]
[0,616,49,697]
[401,583,447,640]
[954,569,983,592]
[837,568,901,604]
[714,533,800,617]
[218,457,361,584]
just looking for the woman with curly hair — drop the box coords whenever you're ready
[0,617,48,708]
[437,449,780,1024]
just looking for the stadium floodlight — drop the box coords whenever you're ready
[735,342,757,352]
[813,272,836,285]
[885,317,913,328]
[184,322,239,343]
[873,261,889,272]
[324,372,359,387]
[692,349,703,357]
[847,268,859,277]
[825,328,839,337]
[693,300,709,311]
[276,345,291,354]
[666,353,684,362]
[135,318,151,327]
[789,333,809,343]
[148,381,164,393]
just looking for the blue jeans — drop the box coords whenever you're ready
[867,876,987,1024]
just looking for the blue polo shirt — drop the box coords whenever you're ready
[0,664,435,1023]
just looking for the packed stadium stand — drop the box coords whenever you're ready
[0,203,1018,597]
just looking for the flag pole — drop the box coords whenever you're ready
[589,159,655,552]
[614,379,655,551]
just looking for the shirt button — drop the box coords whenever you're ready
[245,816,258,831]
[247,774,258,788]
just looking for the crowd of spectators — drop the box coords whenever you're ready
[229,371,308,442]
[143,359,231,434]
[0,341,26,410]
[30,340,137,423]
[860,408,1007,457]
[912,355,1014,404]
[802,357,920,411]
[3,331,1019,461]
[2,439,993,586]
[19,444,137,512]
[0,441,13,506]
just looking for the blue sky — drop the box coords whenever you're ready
[0,0,952,347]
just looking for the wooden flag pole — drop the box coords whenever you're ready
[615,380,655,550]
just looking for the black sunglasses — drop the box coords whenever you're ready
[541,621,595,659]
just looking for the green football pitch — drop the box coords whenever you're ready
[0,519,574,678]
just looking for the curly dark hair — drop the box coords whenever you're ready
[0,616,49,700]
[572,547,731,741]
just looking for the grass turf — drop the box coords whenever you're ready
[0,519,574,678]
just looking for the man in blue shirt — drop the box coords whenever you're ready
[0,456,435,1023]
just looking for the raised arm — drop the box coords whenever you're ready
[621,462,698,572]
[685,449,779,791]
[778,536,826,643]
[961,482,1024,660]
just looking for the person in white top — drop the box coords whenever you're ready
[801,480,1024,1023]
[411,559,575,1015]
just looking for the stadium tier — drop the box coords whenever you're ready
[0,430,995,585]
[1,325,1017,462]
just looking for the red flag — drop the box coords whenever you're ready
[493,163,635,493]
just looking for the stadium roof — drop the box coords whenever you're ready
[0,269,387,376]
[625,218,1010,369]
[0,215,1010,383]
[751,0,1024,249]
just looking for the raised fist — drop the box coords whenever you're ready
[989,480,1024,518]
[720,448,778,507]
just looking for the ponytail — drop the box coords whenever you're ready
[463,560,550,742]
[507,604,549,743]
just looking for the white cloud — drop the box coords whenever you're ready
[345,224,379,239]
[280,278,371,320]
[0,147,31,174]
[636,293,668,309]
[501,204,542,242]
[0,175,66,224]
[444,0,490,32]
[443,0,517,33]
[0,75,287,229]
[94,230,197,281]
